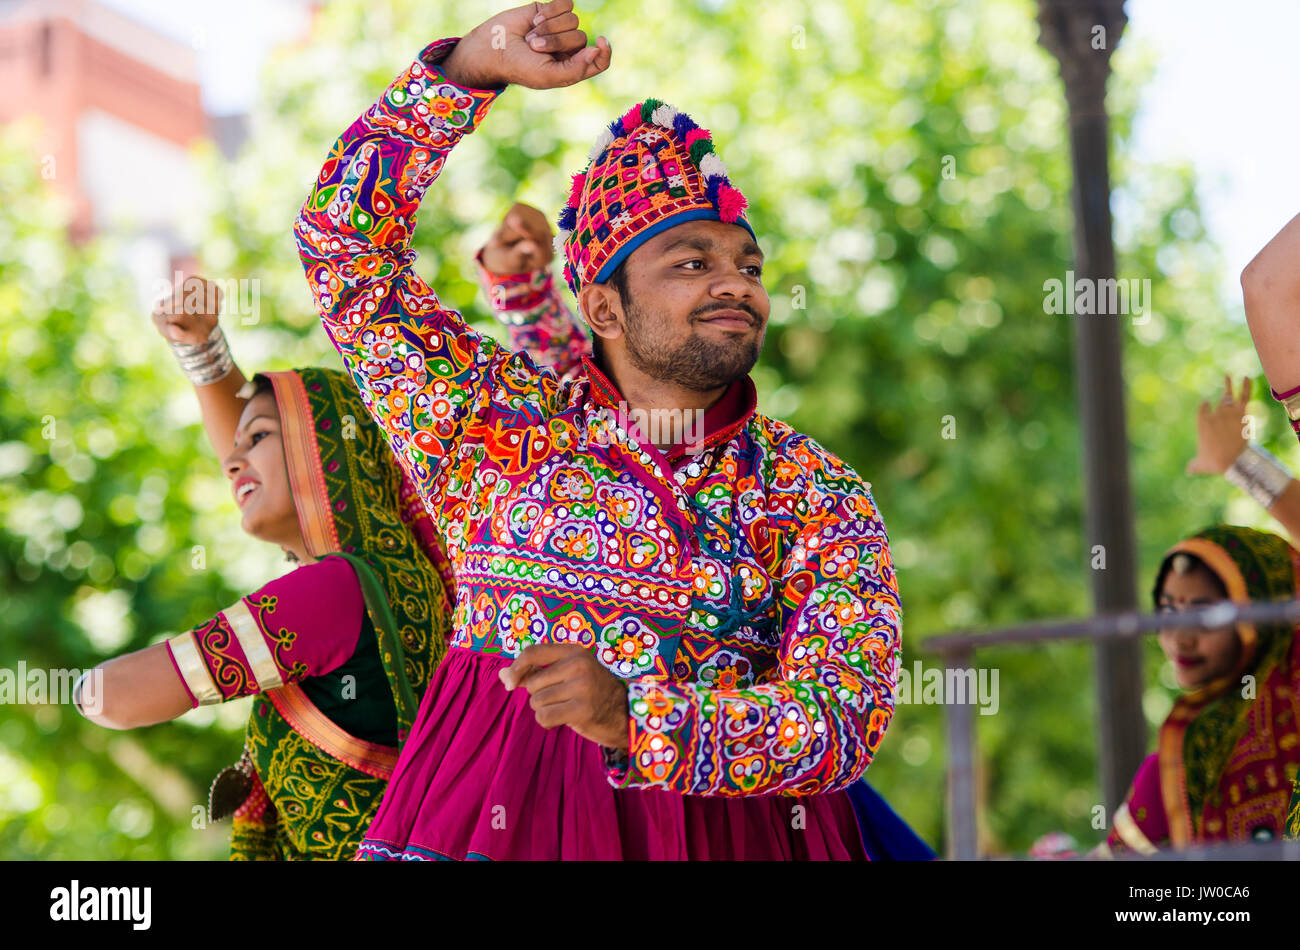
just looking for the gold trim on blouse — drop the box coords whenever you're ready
[224,598,284,692]
[1112,801,1158,855]
[167,631,221,706]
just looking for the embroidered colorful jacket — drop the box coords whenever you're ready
[294,38,902,797]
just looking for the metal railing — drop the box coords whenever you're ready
[922,597,1300,860]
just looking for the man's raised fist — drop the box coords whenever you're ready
[440,0,611,91]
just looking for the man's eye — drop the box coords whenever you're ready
[680,259,704,269]
[743,265,763,277]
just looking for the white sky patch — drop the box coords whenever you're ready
[1125,0,1300,307]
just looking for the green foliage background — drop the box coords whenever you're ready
[1,0,1290,858]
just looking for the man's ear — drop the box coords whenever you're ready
[579,282,624,344]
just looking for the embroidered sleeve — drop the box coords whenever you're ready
[295,39,566,550]
[165,558,365,706]
[475,249,590,379]
[607,481,902,796]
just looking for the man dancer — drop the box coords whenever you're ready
[478,202,933,859]
[296,0,901,859]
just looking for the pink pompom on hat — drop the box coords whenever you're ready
[553,98,755,298]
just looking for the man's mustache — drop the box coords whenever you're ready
[692,302,764,325]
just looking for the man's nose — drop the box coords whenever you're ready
[711,267,752,298]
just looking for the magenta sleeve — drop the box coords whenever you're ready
[165,557,366,703]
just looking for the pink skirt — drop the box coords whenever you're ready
[358,646,867,860]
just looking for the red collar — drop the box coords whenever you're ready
[581,355,756,465]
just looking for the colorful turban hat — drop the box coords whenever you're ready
[554,99,755,298]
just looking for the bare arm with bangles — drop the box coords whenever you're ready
[80,557,366,729]
[78,276,270,729]
[150,275,249,458]
[1187,373,1300,546]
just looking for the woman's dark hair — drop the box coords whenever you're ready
[247,373,275,400]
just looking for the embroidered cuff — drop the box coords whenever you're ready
[405,38,504,135]
[224,598,285,692]
[604,678,693,791]
[601,745,631,783]
[168,596,300,705]
[601,681,643,789]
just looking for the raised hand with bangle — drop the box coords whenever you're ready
[1187,373,1300,543]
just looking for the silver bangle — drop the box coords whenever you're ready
[1225,442,1293,509]
[169,326,233,385]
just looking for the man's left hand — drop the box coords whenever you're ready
[481,201,554,275]
[500,643,630,750]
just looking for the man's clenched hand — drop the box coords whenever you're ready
[481,202,554,274]
[442,0,611,91]
[500,643,630,750]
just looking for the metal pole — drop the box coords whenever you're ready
[944,648,979,859]
[1037,0,1146,815]
[923,597,1300,652]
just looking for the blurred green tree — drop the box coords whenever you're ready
[0,121,279,859]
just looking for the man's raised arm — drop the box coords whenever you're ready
[293,2,610,494]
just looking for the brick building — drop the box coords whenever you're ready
[0,0,208,251]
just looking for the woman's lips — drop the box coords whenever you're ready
[234,478,260,508]
[1173,655,1204,668]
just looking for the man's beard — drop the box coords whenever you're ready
[621,294,763,392]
